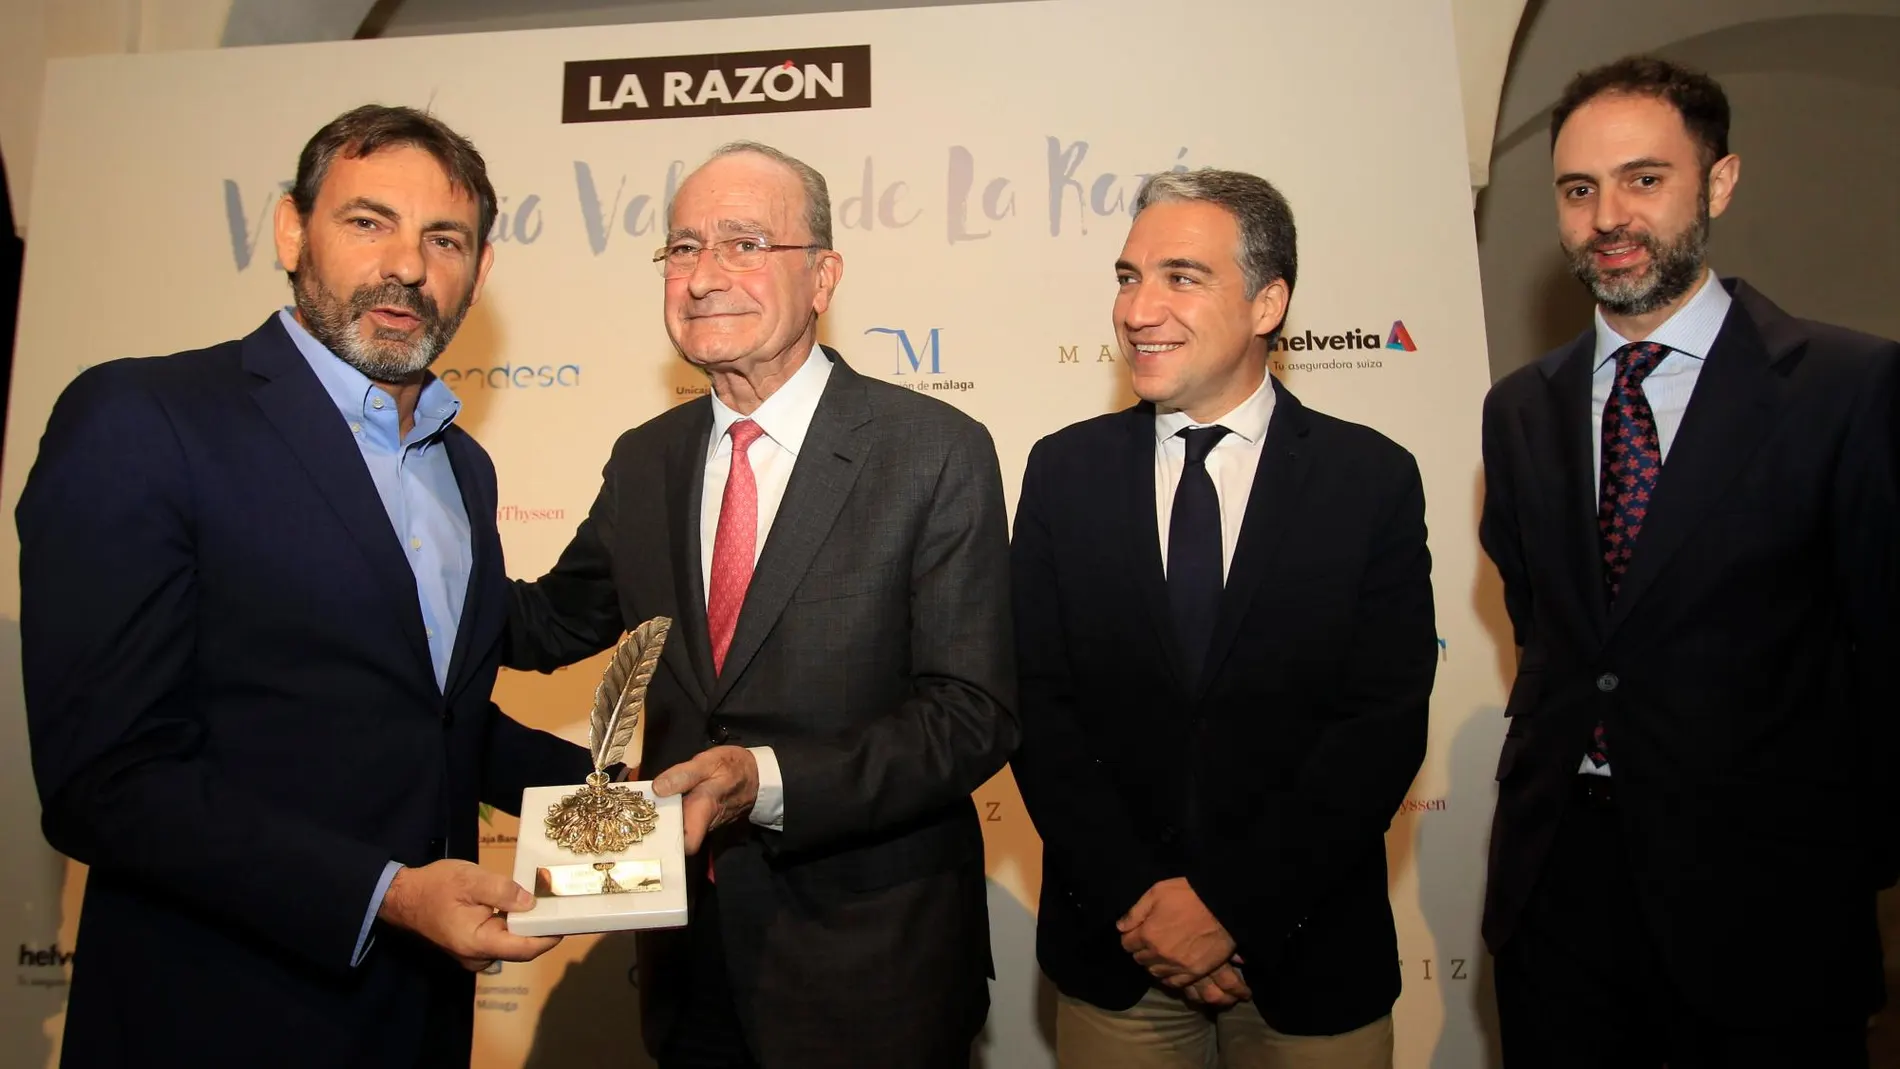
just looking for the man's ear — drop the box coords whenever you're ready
[810,249,844,316]
[272,195,305,277]
[1250,279,1290,339]
[1706,153,1740,219]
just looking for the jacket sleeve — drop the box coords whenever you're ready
[19,366,389,976]
[766,419,1020,853]
[1830,342,1900,887]
[505,458,627,672]
[1006,436,1170,927]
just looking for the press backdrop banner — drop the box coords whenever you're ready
[2,1,1507,1065]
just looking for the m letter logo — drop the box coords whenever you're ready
[866,327,942,376]
[562,46,872,123]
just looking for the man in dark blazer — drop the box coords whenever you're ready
[17,106,589,1068]
[504,142,1017,1069]
[1480,57,1899,1067]
[1010,169,1435,1068]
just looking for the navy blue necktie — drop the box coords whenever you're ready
[1168,426,1230,686]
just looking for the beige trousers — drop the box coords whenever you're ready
[1055,987,1394,1069]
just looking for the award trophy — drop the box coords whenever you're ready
[507,617,688,936]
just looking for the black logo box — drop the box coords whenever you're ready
[562,45,871,124]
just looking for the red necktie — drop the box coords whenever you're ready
[1589,341,1668,767]
[707,419,765,675]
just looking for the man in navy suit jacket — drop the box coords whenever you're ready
[1480,58,1898,1067]
[17,105,589,1068]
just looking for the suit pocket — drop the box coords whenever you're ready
[1495,734,1527,782]
[1495,671,1542,782]
[1503,670,1542,719]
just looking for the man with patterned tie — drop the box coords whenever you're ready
[1009,169,1435,1068]
[505,141,1016,1069]
[1480,57,1899,1068]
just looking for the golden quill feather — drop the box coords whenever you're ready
[589,617,672,773]
[544,616,672,855]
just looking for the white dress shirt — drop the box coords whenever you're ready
[1581,268,1731,776]
[700,348,835,828]
[1154,371,1278,579]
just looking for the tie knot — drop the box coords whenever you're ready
[728,419,766,454]
[1178,425,1230,466]
[1613,342,1669,388]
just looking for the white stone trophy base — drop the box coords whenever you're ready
[506,780,689,936]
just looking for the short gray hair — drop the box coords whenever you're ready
[1133,168,1297,320]
[706,141,833,250]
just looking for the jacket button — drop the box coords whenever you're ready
[1596,673,1619,692]
[709,723,732,745]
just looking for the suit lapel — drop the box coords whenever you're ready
[1201,379,1311,690]
[1536,332,1611,639]
[441,428,492,697]
[1121,405,1190,690]
[709,352,871,709]
[664,401,717,707]
[243,317,434,681]
[1607,284,1783,632]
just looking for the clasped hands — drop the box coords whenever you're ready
[1118,877,1250,1008]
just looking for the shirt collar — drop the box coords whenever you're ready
[708,346,835,457]
[1154,370,1277,445]
[278,308,461,438]
[1593,269,1732,370]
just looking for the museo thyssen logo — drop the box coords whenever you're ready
[563,45,872,124]
[1271,319,1418,373]
[867,327,975,394]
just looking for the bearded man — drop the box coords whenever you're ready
[1478,57,1899,1069]
[17,105,590,1069]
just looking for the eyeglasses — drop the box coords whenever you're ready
[652,237,822,277]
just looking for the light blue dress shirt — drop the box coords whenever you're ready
[1581,271,1732,777]
[278,309,473,964]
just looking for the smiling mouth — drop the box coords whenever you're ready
[1591,240,1648,268]
[366,307,421,328]
[1131,342,1185,355]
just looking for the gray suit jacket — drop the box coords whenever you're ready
[508,347,1017,1065]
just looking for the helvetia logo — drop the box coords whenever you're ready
[18,942,74,968]
[1386,320,1418,352]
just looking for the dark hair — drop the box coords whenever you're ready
[1133,168,1297,347]
[1550,56,1730,172]
[290,104,498,255]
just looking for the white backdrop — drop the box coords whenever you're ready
[1,2,1507,1065]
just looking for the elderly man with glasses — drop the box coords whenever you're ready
[504,141,1018,1069]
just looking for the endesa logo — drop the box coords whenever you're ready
[438,364,582,389]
